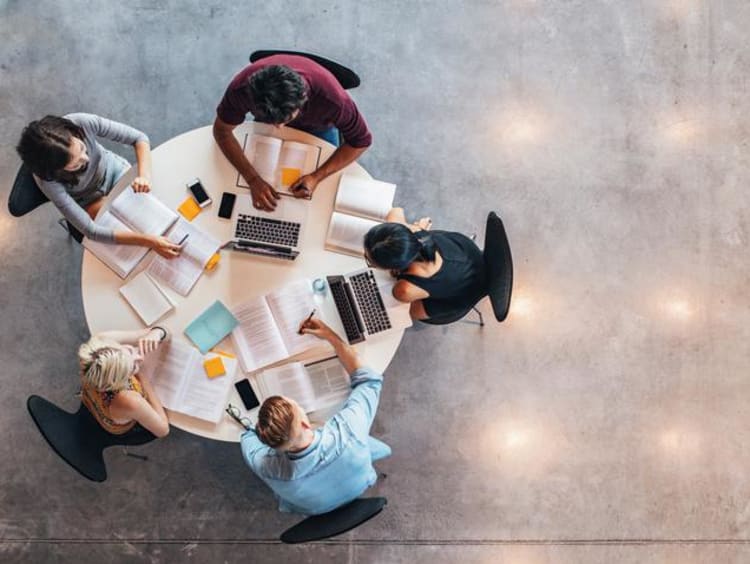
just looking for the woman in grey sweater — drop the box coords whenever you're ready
[16,113,181,258]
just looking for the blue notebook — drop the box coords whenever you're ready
[184,300,239,354]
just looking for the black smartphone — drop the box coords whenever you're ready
[218,192,236,219]
[235,379,260,410]
[187,178,212,207]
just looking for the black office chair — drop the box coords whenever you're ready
[8,165,84,243]
[249,50,360,90]
[27,395,155,482]
[422,211,513,327]
[280,497,387,544]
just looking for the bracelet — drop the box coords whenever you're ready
[152,326,168,342]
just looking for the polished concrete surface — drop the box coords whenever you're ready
[1,1,749,562]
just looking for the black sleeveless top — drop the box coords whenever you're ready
[396,230,486,311]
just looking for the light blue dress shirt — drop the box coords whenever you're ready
[240,366,391,515]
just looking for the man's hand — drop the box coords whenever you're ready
[290,173,321,199]
[299,317,338,342]
[131,176,151,193]
[248,176,280,211]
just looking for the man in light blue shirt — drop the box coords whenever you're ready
[240,318,391,515]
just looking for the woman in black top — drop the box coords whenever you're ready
[364,208,486,320]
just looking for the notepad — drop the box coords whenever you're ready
[119,271,174,325]
[177,196,202,221]
[184,300,239,354]
[236,134,321,194]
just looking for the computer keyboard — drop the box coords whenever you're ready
[349,270,392,335]
[327,275,365,344]
[234,214,301,248]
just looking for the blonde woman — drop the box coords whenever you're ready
[78,327,170,438]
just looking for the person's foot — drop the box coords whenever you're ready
[414,217,432,230]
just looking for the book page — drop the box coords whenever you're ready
[83,211,149,278]
[236,134,283,187]
[146,219,221,296]
[230,297,289,372]
[334,174,396,221]
[277,141,320,192]
[141,340,195,411]
[303,358,351,413]
[110,186,178,235]
[177,354,238,423]
[258,362,318,412]
[265,279,321,356]
[325,211,379,257]
[119,271,173,325]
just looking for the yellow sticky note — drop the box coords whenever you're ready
[204,252,220,271]
[281,167,301,186]
[178,197,201,221]
[203,356,226,379]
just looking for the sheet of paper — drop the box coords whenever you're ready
[119,271,173,325]
[83,211,150,278]
[230,297,288,372]
[334,174,397,221]
[266,279,321,356]
[277,140,318,190]
[258,362,317,412]
[178,354,238,423]
[246,135,283,186]
[304,358,351,413]
[325,211,379,256]
[143,340,195,410]
[110,186,178,235]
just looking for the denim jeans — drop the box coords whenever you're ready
[302,126,340,147]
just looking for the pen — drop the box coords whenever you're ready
[299,308,316,334]
[177,233,190,247]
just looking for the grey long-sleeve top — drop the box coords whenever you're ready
[35,113,150,243]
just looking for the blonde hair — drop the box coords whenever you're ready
[256,396,296,448]
[78,337,135,392]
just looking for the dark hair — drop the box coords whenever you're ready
[256,396,295,448]
[248,65,308,124]
[16,115,85,185]
[364,223,438,271]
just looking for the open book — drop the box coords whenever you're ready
[253,358,350,424]
[325,174,397,257]
[146,218,222,296]
[139,339,238,423]
[236,134,321,194]
[230,279,330,373]
[83,187,179,278]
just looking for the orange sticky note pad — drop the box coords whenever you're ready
[203,356,226,379]
[178,197,201,221]
[281,167,301,186]
[204,252,220,271]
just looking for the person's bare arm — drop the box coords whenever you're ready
[299,318,364,375]
[392,280,429,303]
[131,140,152,192]
[212,117,279,210]
[290,144,367,199]
[385,207,432,232]
[111,387,169,438]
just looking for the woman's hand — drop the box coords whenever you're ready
[138,329,164,357]
[413,217,432,230]
[150,235,183,259]
[132,176,151,193]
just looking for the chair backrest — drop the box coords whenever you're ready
[27,395,154,482]
[8,164,49,217]
[249,50,361,90]
[482,212,513,322]
[280,497,387,544]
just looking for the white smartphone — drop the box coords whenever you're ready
[187,178,212,208]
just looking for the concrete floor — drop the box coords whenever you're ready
[2,1,750,562]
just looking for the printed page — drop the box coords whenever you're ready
[265,279,321,356]
[325,211,379,257]
[146,219,221,296]
[334,174,396,221]
[304,358,351,413]
[110,186,178,235]
[141,339,195,411]
[236,134,283,187]
[83,211,149,278]
[230,297,289,372]
[177,355,238,423]
[276,141,320,193]
[258,362,318,412]
[119,271,173,325]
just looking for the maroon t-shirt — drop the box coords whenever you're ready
[216,54,372,148]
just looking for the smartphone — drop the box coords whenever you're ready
[187,178,212,208]
[218,192,236,219]
[235,379,260,410]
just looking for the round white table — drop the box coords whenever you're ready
[81,123,404,442]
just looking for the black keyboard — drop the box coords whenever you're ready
[234,214,301,248]
[327,275,365,344]
[349,270,392,335]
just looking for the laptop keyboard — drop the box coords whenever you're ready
[235,214,301,248]
[349,270,392,335]
[327,275,365,344]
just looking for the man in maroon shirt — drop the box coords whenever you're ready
[213,54,372,211]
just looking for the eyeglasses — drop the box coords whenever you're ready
[226,403,251,430]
